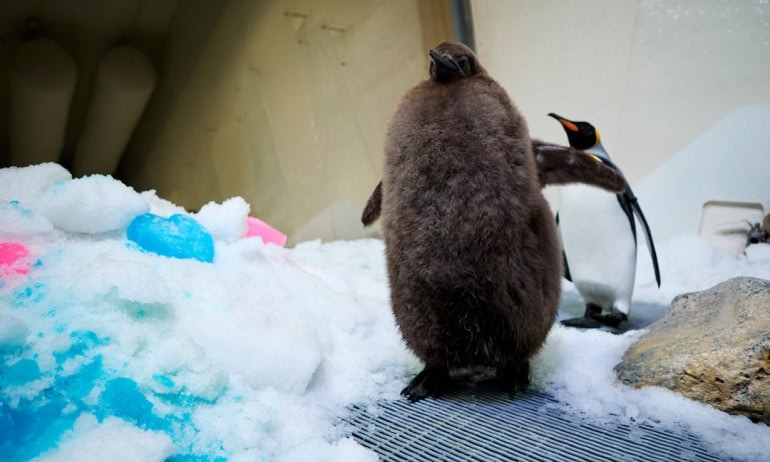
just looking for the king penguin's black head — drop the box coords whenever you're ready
[548,113,599,150]
[428,42,482,82]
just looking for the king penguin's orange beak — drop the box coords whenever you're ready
[548,113,579,133]
[558,119,579,132]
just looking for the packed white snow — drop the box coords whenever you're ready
[0,163,768,461]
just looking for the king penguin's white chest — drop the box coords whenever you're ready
[558,183,637,311]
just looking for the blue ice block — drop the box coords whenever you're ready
[127,214,214,263]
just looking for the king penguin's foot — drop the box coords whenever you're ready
[497,360,530,397]
[561,304,627,329]
[592,309,627,328]
[560,316,605,328]
[401,366,449,402]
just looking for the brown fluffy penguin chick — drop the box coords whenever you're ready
[381,42,562,402]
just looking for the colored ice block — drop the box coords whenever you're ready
[244,217,287,247]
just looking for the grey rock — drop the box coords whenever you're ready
[615,277,770,424]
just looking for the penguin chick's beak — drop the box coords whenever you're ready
[548,112,579,133]
[429,49,460,74]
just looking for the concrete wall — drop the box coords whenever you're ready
[1,0,450,245]
[0,0,183,167]
[473,0,770,230]
[121,0,446,244]
[7,1,764,244]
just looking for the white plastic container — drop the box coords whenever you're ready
[698,200,765,254]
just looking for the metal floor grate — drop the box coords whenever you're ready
[342,382,735,462]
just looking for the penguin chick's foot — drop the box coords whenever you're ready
[401,365,450,402]
[497,360,530,397]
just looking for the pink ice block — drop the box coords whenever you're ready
[244,217,287,247]
[0,242,31,277]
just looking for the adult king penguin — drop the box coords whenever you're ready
[378,42,562,402]
[549,113,660,329]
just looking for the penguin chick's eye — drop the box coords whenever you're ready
[457,56,471,74]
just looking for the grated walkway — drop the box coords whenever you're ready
[343,382,733,462]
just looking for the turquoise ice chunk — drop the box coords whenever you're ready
[127,214,214,263]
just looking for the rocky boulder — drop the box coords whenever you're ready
[615,277,770,424]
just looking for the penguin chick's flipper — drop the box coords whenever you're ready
[363,141,625,227]
[401,365,450,402]
[362,141,623,227]
[532,140,626,193]
[497,360,530,397]
[361,181,383,226]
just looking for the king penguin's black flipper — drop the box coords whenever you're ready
[594,156,661,288]
[616,191,637,242]
[627,189,661,287]
[361,181,383,226]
